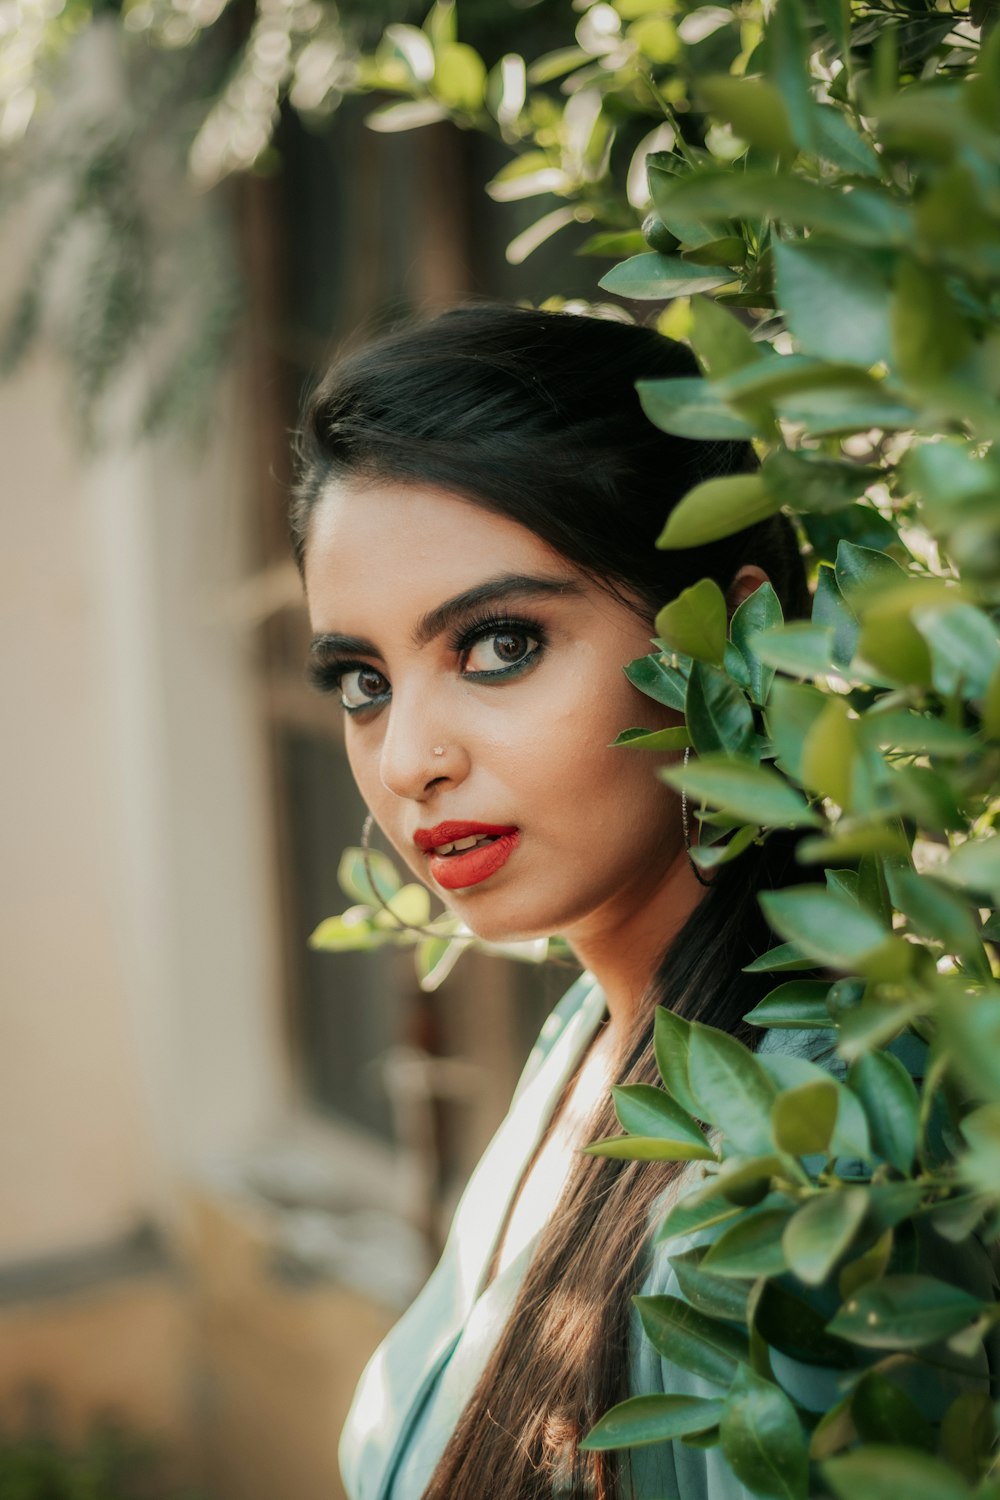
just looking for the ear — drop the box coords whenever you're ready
[726,564,770,620]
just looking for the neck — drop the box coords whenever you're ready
[566,850,707,1046]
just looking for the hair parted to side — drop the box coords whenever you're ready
[292,303,811,1500]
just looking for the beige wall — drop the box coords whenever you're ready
[0,140,289,1267]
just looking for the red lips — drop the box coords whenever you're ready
[413,821,521,891]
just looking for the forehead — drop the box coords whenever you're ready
[303,478,574,614]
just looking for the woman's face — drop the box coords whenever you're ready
[303,479,690,948]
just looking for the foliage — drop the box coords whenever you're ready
[307,1,1000,1495]
[0,1392,206,1500]
[8,0,1000,1491]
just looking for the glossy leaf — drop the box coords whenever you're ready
[720,1363,809,1500]
[771,1078,839,1156]
[654,1005,702,1117]
[823,1446,973,1500]
[580,1393,726,1451]
[702,1206,791,1277]
[655,578,727,666]
[689,294,761,379]
[731,582,782,706]
[688,1023,778,1154]
[638,377,756,440]
[657,475,780,549]
[760,886,911,982]
[774,239,893,367]
[782,1187,869,1285]
[828,1275,986,1349]
[635,1295,749,1385]
[613,1083,708,1149]
[851,1044,917,1170]
[744,981,835,1030]
[612,725,692,750]
[598,252,733,300]
[662,757,821,828]
[672,1250,751,1322]
[685,661,756,758]
[586,1134,716,1161]
[624,654,688,711]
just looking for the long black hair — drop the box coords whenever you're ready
[293,303,810,1499]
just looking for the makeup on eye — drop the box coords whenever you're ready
[306,611,548,712]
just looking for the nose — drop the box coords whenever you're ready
[377,690,469,802]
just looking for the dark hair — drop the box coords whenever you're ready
[293,304,810,1500]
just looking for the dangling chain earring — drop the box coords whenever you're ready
[681,747,716,889]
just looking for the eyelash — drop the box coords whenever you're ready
[308,612,548,715]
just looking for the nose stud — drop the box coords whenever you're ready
[432,745,446,757]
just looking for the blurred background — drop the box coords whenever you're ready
[0,3,615,1495]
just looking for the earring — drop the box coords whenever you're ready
[432,745,445,757]
[681,746,716,889]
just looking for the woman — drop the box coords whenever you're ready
[288,304,873,1499]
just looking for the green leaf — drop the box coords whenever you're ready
[635,1295,749,1385]
[765,679,828,782]
[586,1135,716,1161]
[823,1447,973,1500]
[834,540,907,608]
[743,942,813,973]
[598,253,733,300]
[672,1250,751,1322]
[851,1371,935,1451]
[760,886,910,981]
[848,1049,919,1173]
[762,450,875,517]
[914,602,1000,700]
[812,565,860,669]
[702,1207,791,1277]
[698,75,795,154]
[782,1187,869,1285]
[624,654,688,711]
[656,1195,745,1245]
[309,911,378,952]
[657,475,780,550]
[748,622,835,677]
[773,240,893,367]
[755,1277,859,1370]
[655,578,727,665]
[892,257,972,383]
[862,711,977,758]
[731,582,782,705]
[337,845,401,904]
[887,867,990,980]
[936,992,1000,1101]
[799,697,859,808]
[828,1275,986,1349]
[686,661,756,759]
[763,0,817,156]
[771,1078,840,1156]
[689,295,761,379]
[720,1363,809,1500]
[612,725,692,750]
[432,42,486,109]
[654,1005,702,1117]
[638,376,755,440]
[655,171,911,248]
[613,1083,708,1149]
[811,104,881,176]
[688,1023,778,1154]
[372,882,431,929]
[580,1394,726,1452]
[662,756,821,828]
[744,981,836,1030]
[941,838,1000,904]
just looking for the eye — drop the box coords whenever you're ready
[464,628,540,675]
[339,665,390,710]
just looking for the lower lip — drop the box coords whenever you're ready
[427,831,520,891]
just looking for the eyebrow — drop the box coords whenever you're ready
[309,572,585,661]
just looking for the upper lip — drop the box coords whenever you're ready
[414,820,518,853]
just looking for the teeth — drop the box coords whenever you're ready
[433,834,497,856]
